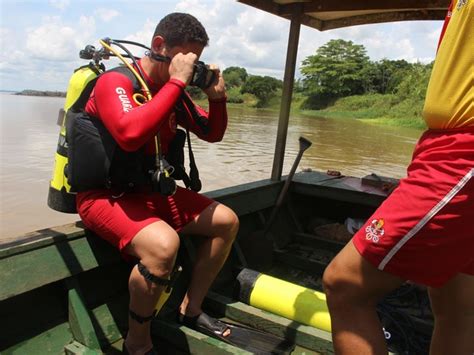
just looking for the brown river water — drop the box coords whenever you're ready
[0,93,423,244]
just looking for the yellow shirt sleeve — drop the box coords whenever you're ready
[422,0,474,129]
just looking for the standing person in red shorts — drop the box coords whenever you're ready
[322,1,473,354]
[73,13,239,355]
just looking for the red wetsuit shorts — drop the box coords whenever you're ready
[353,126,474,287]
[77,186,214,254]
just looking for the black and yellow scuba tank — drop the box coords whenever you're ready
[47,59,104,213]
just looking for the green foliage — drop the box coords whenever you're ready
[301,39,370,108]
[223,66,248,88]
[330,93,395,111]
[241,75,282,107]
[295,39,433,126]
[367,59,412,94]
[293,78,305,93]
[300,93,335,110]
[394,62,432,101]
[310,92,427,128]
[226,86,244,103]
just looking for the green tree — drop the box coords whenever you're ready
[300,39,370,108]
[223,66,248,88]
[395,62,432,101]
[241,75,282,107]
[367,59,411,94]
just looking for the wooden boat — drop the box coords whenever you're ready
[0,1,448,354]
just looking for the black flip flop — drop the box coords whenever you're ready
[178,312,295,354]
[178,312,231,339]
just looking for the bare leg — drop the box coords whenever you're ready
[123,221,181,355]
[429,272,474,355]
[179,202,239,316]
[323,240,404,355]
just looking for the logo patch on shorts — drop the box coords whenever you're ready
[365,218,385,243]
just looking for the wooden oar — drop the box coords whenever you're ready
[237,136,312,271]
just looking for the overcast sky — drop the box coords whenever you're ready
[0,0,445,91]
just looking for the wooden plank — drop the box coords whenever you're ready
[153,319,251,355]
[64,341,102,355]
[290,0,448,13]
[0,222,86,258]
[292,180,385,207]
[238,0,447,30]
[90,302,124,346]
[67,281,101,350]
[205,291,333,354]
[2,322,73,354]
[0,235,121,300]
[208,180,282,216]
[318,10,447,31]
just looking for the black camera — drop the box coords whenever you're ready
[148,52,217,90]
[189,61,217,90]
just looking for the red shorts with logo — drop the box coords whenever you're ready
[77,186,214,253]
[353,127,474,287]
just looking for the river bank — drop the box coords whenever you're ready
[11,88,426,129]
[15,90,66,97]
[217,92,427,130]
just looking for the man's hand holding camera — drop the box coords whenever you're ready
[168,52,225,101]
[203,64,226,101]
[169,52,197,86]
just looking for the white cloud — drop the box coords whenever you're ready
[0,28,26,74]
[173,2,290,77]
[26,16,96,61]
[123,19,157,57]
[49,0,70,11]
[94,8,120,23]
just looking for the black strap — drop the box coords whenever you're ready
[137,262,171,286]
[70,65,141,112]
[180,92,210,135]
[186,128,202,192]
[129,309,157,324]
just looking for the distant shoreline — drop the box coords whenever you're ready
[14,90,66,97]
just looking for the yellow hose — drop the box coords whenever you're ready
[99,39,152,101]
[98,39,161,164]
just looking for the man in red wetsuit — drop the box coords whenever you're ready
[322,1,473,354]
[76,13,239,354]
